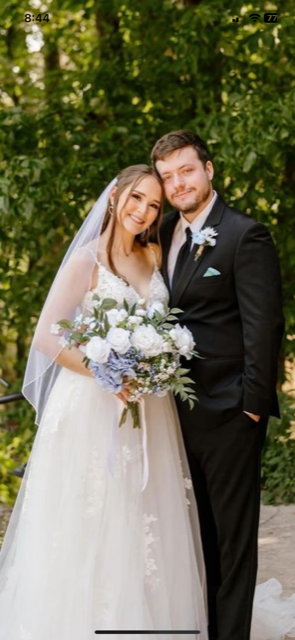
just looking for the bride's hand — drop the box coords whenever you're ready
[116,381,132,406]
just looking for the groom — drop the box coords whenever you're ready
[151,131,284,640]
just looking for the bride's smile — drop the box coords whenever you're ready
[113,177,162,242]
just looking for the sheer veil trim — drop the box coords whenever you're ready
[22,178,117,425]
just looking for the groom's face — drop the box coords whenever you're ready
[155,146,214,216]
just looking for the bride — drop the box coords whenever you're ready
[0,165,294,640]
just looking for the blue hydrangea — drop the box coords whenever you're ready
[90,361,123,394]
[107,348,142,379]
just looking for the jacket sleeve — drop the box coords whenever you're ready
[234,222,285,417]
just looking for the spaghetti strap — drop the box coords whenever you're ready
[83,246,100,266]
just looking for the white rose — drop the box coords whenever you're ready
[106,309,122,327]
[118,309,128,320]
[169,324,195,356]
[131,325,164,357]
[138,298,146,306]
[85,336,111,363]
[135,309,146,317]
[127,315,143,327]
[105,309,128,326]
[106,327,131,354]
[146,301,166,319]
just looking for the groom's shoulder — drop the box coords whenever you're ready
[220,195,266,235]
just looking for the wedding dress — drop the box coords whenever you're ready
[0,258,207,640]
[0,256,294,640]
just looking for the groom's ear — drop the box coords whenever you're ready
[205,161,214,181]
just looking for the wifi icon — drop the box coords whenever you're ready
[249,13,260,22]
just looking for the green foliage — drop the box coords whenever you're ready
[0,0,295,505]
[0,394,35,506]
[262,391,295,505]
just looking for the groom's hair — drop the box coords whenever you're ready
[151,130,211,167]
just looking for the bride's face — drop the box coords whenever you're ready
[115,175,162,235]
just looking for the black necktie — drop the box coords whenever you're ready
[172,227,192,288]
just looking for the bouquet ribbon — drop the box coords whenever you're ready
[139,398,149,491]
[107,398,149,492]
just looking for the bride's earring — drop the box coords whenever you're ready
[109,203,114,216]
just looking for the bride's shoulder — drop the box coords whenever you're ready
[57,244,99,286]
[147,242,162,269]
[70,242,99,266]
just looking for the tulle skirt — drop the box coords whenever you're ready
[0,369,295,639]
[0,368,207,640]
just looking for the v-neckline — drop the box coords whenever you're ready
[93,261,158,304]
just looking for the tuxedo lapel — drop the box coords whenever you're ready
[171,194,226,308]
[160,210,179,293]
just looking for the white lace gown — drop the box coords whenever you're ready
[0,260,294,640]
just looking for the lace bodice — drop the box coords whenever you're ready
[82,248,169,315]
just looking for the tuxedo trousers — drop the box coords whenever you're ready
[175,401,268,640]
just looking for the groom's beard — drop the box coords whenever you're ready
[172,183,212,216]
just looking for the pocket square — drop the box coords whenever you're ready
[203,267,221,277]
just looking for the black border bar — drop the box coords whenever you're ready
[94,632,200,635]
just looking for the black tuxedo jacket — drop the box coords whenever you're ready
[160,193,285,423]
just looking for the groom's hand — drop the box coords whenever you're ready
[244,411,260,422]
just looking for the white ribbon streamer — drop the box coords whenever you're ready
[107,406,120,478]
[139,398,149,492]
[107,398,149,492]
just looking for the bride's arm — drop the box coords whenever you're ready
[32,249,134,400]
[32,252,129,399]
[54,345,94,378]
[32,249,95,379]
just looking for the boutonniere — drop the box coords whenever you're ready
[191,227,218,262]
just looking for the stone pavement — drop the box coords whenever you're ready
[257,504,295,640]
[257,503,295,596]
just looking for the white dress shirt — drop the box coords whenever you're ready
[168,190,218,285]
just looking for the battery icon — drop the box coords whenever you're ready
[264,13,277,22]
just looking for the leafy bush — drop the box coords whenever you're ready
[1,0,295,509]
[0,390,35,507]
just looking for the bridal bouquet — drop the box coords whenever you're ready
[51,296,198,429]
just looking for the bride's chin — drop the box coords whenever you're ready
[124,222,146,234]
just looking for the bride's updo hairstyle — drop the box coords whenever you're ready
[101,164,164,276]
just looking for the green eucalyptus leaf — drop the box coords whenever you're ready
[100,298,118,310]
